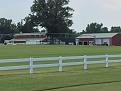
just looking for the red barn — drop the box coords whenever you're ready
[76,33,121,46]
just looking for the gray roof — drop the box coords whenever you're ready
[14,33,46,36]
[10,38,45,41]
[77,33,118,39]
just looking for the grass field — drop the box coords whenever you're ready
[0,45,121,91]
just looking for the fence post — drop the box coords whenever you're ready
[105,54,109,68]
[59,56,63,72]
[29,57,33,74]
[84,55,88,70]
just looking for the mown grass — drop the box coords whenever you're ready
[1,45,121,59]
[0,45,121,91]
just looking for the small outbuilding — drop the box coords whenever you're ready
[76,33,121,46]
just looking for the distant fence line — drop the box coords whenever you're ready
[0,54,121,74]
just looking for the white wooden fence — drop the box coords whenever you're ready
[0,54,121,74]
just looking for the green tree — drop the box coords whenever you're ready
[110,26,121,33]
[17,16,39,33]
[85,22,108,33]
[30,0,74,34]
[101,27,108,33]
[0,18,17,34]
[0,18,18,43]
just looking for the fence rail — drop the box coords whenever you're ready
[0,54,121,74]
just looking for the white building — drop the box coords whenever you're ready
[76,33,121,46]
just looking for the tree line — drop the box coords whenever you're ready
[81,22,121,34]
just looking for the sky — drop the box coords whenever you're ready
[0,0,121,32]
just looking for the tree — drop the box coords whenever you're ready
[0,18,18,43]
[85,22,108,33]
[17,16,39,33]
[0,18,17,34]
[30,0,74,34]
[110,26,121,33]
[101,27,108,33]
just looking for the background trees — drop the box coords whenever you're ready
[30,0,74,34]
[17,16,39,33]
[0,18,17,34]
[110,26,121,33]
[84,22,108,33]
[0,18,17,43]
[82,22,121,34]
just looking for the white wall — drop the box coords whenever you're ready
[95,39,102,45]
[103,39,110,45]
[95,38,110,45]
[26,40,40,45]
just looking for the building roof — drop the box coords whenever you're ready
[14,32,46,36]
[10,38,46,41]
[77,33,118,39]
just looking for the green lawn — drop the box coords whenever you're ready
[1,45,121,59]
[0,45,121,91]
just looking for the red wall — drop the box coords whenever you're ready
[15,35,33,38]
[79,38,94,41]
[112,34,121,46]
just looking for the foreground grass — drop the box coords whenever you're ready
[0,64,121,91]
[51,82,121,91]
[0,45,121,91]
[0,45,121,59]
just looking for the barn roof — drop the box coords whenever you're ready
[77,33,118,39]
[14,33,46,36]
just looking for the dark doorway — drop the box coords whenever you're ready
[79,42,82,45]
[84,42,88,45]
